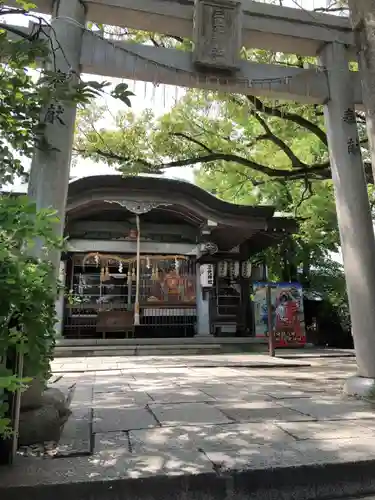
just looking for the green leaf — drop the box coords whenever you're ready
[15,0,36,9]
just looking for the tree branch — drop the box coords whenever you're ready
[0,22,38,41]
[294,178,314,216]
[313,7,347,12]
[149,36,162,48]
[169,35,184,44]
[74,148,153,169]
[78,145,332,181]
[246,95,328,146]
[169,132,213,153]
[250,111,306,168]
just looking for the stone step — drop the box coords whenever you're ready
[56,337,266,347]
[54,343,222,357]
[56,344,134,351]
[54,348,135,357]
[55,342,221,351]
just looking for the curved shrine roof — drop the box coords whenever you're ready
[67,175,275,224]
[66,175,297,253]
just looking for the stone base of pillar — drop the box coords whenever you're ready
[343,375,375,401]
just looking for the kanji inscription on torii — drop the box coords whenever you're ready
[193,0,242,72]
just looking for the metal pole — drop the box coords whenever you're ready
[266,284,275,357]
[134,215,141,326]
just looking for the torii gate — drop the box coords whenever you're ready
[11,0,375,398]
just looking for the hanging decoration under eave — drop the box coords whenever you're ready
[82,252,188,271]
[103,199,172,326]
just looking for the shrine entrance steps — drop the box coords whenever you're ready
[54,338,268,357]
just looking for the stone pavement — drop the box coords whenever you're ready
[2,352,375,499]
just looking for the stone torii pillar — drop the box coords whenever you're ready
[319,42,375,398]
[28,0,85,273]
[348,0,375,182]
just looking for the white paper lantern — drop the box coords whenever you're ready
[241,260,252,278]
[229,261,240,278]
[218,260,228,278]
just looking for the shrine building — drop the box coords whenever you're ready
[57,175,297,340]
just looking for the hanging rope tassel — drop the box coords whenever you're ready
[134,214,141,326]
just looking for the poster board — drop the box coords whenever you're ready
[253,282,306,347]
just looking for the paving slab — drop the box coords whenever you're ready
[147,388,215,404]
[57,407,92,457]
[213,400,315,422]
[291,437,375,465]
[353,419,375,431]
[70,386,94,410]
[153,367,192,375]
[124,368,164,375]
[94,369,124,375]
[92,448,216,478]
[276,419,375,441]
[192,367,245,379]
[227,379,292,393]
[52,364,89,373]
[277,396,375,420]
[177,377,223,386]
[94,431,131,454]
[93,407,159,433]
[61,372,95,385]
[93,390,151,408]
[94,379,132,394]
[203,444,307,471]
[149,402,231,426]
[92,431,215,478]
[199,387,273,403]
[266,388,325,399]
[129,421,295,453]
[129,381,178,391]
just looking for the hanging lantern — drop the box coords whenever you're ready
[218,261,228,278]
[132,265,136,281]
[128,228,138,240]
[127,270,131,284]
[241,260,252,278]
[229,261,240,278]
